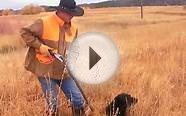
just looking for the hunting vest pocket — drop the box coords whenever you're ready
[36,53,55,64]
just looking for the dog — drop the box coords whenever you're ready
[106,93,138,116]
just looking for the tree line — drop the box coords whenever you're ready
[80,0,186,8]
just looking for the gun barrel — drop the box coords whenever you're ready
[50,50,94,112]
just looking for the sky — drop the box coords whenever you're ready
[0,0,108,9]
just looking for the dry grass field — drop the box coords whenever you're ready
[0,6,185,116]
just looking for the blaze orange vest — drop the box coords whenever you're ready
[36,14,77,64]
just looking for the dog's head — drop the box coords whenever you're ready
[106,93,138,116]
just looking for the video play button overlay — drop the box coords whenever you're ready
[67,32,119,84]
[89,47,101,70]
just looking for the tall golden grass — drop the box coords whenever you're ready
[0,6,185,116]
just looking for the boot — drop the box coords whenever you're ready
[72,106,85,116]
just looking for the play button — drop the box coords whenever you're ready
[89,47,101,70]
[67,32,119,84]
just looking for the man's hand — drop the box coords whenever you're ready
[39,44,53,56]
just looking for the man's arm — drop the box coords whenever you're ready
[20,19,43,49]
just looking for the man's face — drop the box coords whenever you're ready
[57,10,73,23]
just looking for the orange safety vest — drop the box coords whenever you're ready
[36,14,77,64]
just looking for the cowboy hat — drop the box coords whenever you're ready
[57,0,84,16]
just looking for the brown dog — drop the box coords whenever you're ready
[106,93,138,116]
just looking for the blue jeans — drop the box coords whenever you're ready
[38,77,85,112]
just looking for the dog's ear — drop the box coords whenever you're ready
[126,95,138,107]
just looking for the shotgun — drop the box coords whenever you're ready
[48,50,94,112]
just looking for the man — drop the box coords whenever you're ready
[20,0,85,115]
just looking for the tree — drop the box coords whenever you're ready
[1,9,14,16]
[21,4,45,15]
